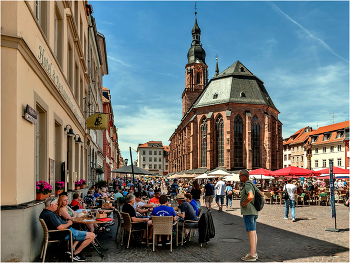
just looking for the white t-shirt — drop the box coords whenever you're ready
[283,184,297,201]
[215,181,226,195]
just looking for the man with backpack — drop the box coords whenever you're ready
[239,169,262,262]
[283,178,297,221]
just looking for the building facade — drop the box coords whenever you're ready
[1,1,109,261]
[169,13,283,173]
[137,141,170,176]
[283,121,350,170]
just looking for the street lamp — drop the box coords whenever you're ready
[124,159,128,183]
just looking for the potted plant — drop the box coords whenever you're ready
[80,179,87,189]
[75,180,82,190]
[36,181,52,200]
[96,166,104,175]
[55,181,65,195]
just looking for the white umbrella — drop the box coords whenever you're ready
[194,173,216,179]
[208,169,231,176]
[223,174,240,182]
[249,175,274,180]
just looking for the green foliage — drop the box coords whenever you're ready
[96,166,104,175]
[96,180,107,188]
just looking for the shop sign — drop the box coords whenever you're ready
[23,104,37,124]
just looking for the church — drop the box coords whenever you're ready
[168,12,283,173]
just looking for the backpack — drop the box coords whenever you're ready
[282,186,289,200]
[246,181,264,212]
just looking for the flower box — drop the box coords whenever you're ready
[55,190,63,196]
[36,193,50,201]
[75,186,80,190]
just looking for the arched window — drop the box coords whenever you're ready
[216,116,224,167]
[197,73,201,84]
[234,115,243,167]
[201,118,207,167]
[251,115,260,167]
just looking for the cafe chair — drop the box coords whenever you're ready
[263,192,273,204]
[39,218,73,262]
[114,209,124,242]
[151,216,176,252]
[120,212,148,248]
[317,192,329,206]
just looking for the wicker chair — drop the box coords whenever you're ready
[114,209,124,242]
[317,193,329,206]
[120,212,148,248]
[151,216,176,252]
[39,218,73,262]
[116,197,125,211]
[263,192,273,204]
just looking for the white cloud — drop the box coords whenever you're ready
[269,2,348,63]
[107,55,132,67]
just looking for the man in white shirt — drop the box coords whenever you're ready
[283,179,297,222]
[215,177,226,212]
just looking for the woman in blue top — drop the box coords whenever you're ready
[225,182,233,208]
[150,195,177,246]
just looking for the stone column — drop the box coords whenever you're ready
[245,113,252,170]
[68,136,75,190]
[264,114,271,170]
[225,110,232,169]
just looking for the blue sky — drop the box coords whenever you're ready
[91,1,349,162]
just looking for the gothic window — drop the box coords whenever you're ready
[251,115,260,167]
[216,116,224,167]
[234,115,243,167]
[201,118,207,167]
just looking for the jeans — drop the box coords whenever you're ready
[226,195,232,207]
[285,200,295,219]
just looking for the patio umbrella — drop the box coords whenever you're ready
[317,167,350,175]
[111,165,153,175]
[271,166,320,178]
[223,174,240,181]
[249,168,273,180]
[194,173,216,179]
[178,173,197,178]
[207,169,231,177]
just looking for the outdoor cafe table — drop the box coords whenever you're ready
[72,216,114,256]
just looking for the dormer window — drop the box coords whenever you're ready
[337,131,344,138]
[311,136,318,143]
[240,92,246,97]
[323,133,331,141]
[213,93,218,99]
[240,67,245,72]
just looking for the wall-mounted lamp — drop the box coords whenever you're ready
[64,125,75,137]
[75,134,83,143]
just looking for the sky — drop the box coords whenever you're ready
[90,1,349,162]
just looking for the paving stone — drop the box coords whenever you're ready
[34,200,349,262]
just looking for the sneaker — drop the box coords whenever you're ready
[241,254,257,261]
[141,238,147,245]
[148,239,153,245]
[284,217,288,219]
[244,253,258,259]
[292,218,296,222]
[73,253,86,262]
[166,240,171,245]
[157,241,162,247]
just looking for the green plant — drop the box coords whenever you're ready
[96,166,104,175]
[96,180,107,188]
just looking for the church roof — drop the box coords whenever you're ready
[190,60,278,112]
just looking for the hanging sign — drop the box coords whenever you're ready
[86,113,108,130]
[23,104,38,124]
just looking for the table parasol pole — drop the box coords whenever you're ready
[326,160,339,232]
[129,147,135,193]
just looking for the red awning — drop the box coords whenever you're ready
[249,168,272,176]
[271,166,321,177]
[316,167,350,174]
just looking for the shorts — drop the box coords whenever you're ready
[65,228,87,242]
[243,215,258,232]
[215,195,225,204]
[132,221,147,230]
[205,195,214,203]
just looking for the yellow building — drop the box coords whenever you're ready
[1,1,108,261]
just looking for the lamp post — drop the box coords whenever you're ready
[129,147,135,193]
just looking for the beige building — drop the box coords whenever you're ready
[283,121,349,170]
[137,141,170,176]
[1,1,108,261]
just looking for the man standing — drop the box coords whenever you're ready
[215,177,226,211]
[239,169,260,262]
[39,197,95,261]
[283,178,297,222]
[171,179,179,197]
[204,179,215,212]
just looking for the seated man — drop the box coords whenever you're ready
[122,194,153,244]
[150,194,176,246]
[39,197,95,262]
[94,188,103,198]
[133,192,153,216]
[176,194,198,241]
[83,190,95,207]
[149,189,161,205]
[185,193,199,216]
[114,189,124,200]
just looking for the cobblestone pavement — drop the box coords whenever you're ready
[38,200,349,262]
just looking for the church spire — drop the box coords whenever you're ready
[215,55,219,77]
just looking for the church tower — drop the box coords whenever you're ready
[182,11,208,117]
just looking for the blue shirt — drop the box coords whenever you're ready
[94,192,102,198]
[190,199,199,216]
[151,205,176,217]
[204,183,214,196]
